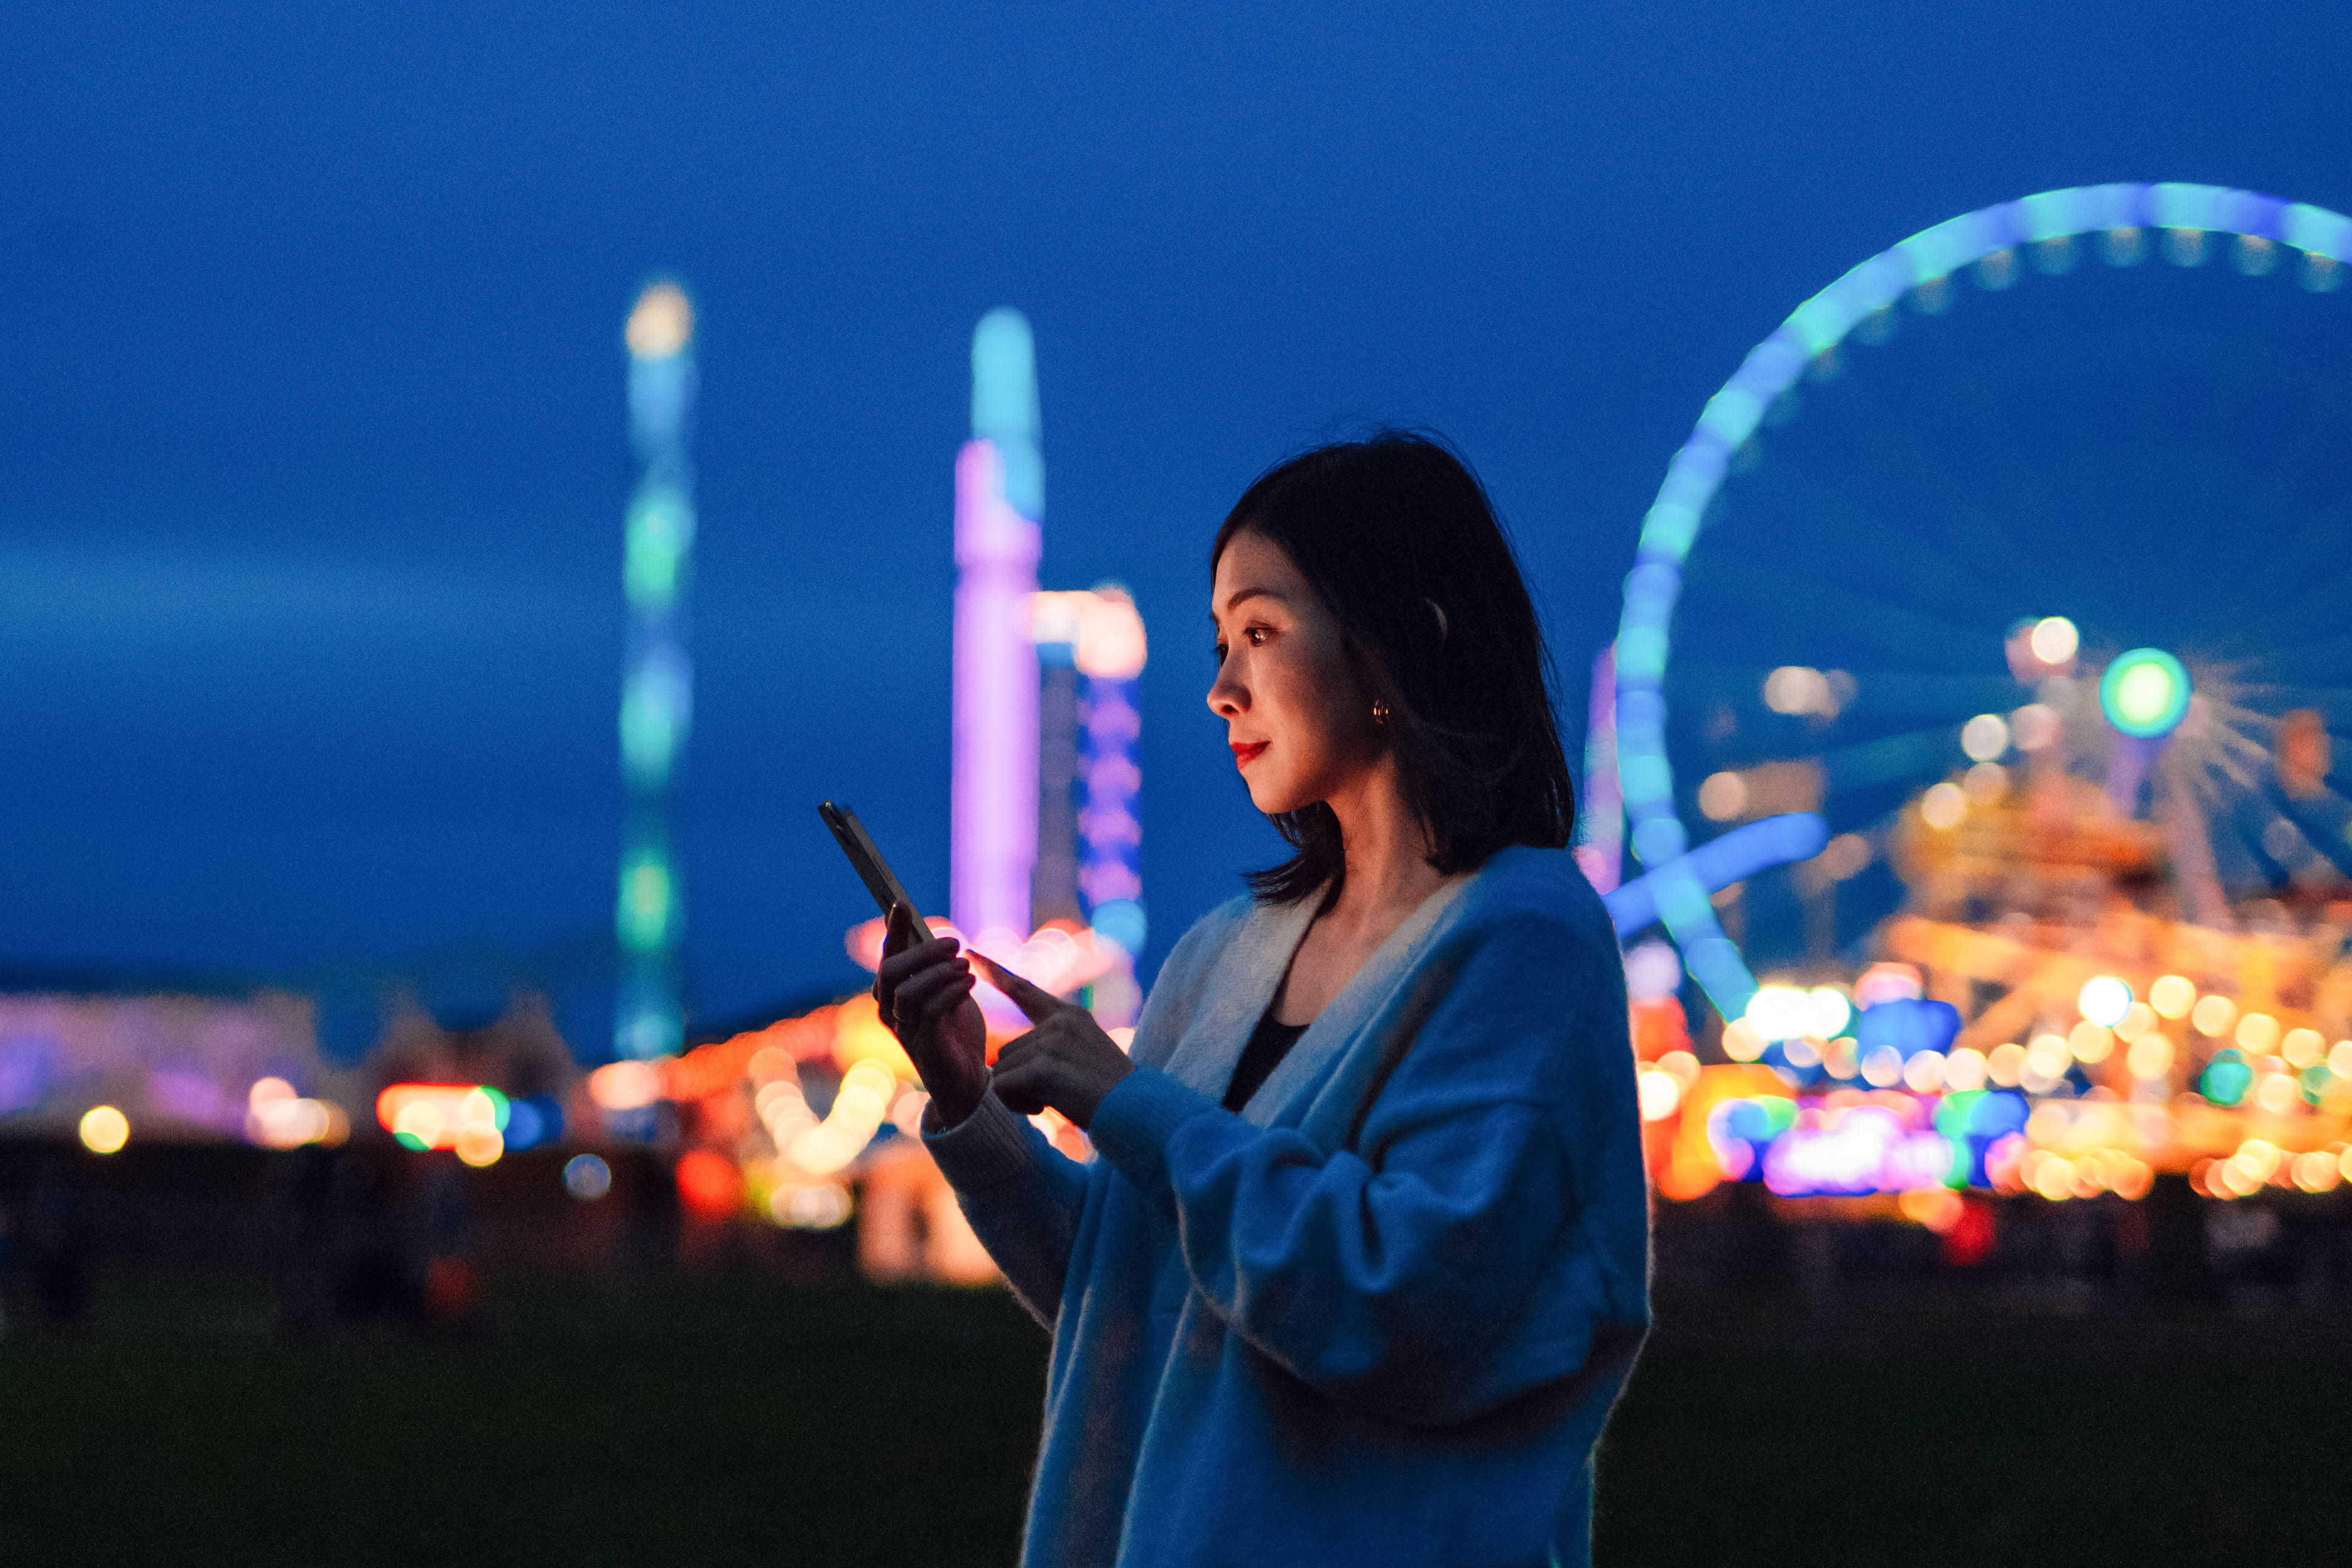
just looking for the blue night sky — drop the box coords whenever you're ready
[4,1,2348,1046]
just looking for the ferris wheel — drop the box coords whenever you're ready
[1604,183,2352,1023]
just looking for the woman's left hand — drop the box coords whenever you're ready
[973,954,1136,1131]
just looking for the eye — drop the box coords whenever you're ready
[1244,625,1270,647]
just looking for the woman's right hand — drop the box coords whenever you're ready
[873,904,990,1128]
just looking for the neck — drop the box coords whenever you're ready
[1322,757,1449,924]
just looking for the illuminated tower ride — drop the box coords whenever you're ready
[946,309,1147,1027]
[616,282,696,1060]
[952,310,1046,944]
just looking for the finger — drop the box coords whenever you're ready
[916,973,977,1025]
[992,1031,1038,1072]
[876,947,965,1017]
[891,962,974,1026]
[882,902,912,957]
[881,904,951,959]
[968,952,1062,1023]
[992,1062,1048,1116]
[876,934,962,991]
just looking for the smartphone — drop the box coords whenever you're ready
[819,801,928,934]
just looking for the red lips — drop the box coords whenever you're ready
[1231,742,1267,769]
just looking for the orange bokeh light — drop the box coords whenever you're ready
[676,1149,742,1220]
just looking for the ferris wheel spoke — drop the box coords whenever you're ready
[2215,682,2352,723]
[1681,556,1996,666]
[1728,443,2031,625]
[2198,565,2352,658]
[1670,663,2018,729]
[1814,726,1967,794]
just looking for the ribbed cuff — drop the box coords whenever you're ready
[1088,1068,1218,1194]
[922,1085,1041,1192]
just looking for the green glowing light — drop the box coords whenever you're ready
[2100,648,2192,739]
[625,491,695,608]
[618,856,674,951]
[2200,1049,2252,1107]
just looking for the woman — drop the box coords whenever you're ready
[876,432,1648,1568]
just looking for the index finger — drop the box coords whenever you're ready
[967,951,1061,1023]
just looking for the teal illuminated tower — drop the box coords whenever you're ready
[616,282,696,1059]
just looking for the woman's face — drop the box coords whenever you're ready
[1207,530,1379,815]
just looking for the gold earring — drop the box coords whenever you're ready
[1371,700,1390,725]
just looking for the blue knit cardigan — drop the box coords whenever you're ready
[923,845,1650,1567]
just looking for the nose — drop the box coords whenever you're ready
[1207,658,1246,718]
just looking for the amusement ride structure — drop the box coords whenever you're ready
[1599,184,2352,1218]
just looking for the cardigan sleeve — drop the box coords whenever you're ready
[1087,910,1643,1428]
[923,1087,1093,1329]
[919,900,1247,1329]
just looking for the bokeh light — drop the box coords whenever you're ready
[2068,1022,2114,1064]
[1860,1046,1904,1088]
[2010,703,2060,752]
[2200,1050,2252,1106]
[1697,771,1748,821]
[2191,994,2238,1038]
[2025,1033,2072,1080]
[2234,1012,2282,1055]
[1943,1047,1989,1093]
[2149,975,2196,1019]
[1901,1050,1947,1093]
[1743,986,1812,1042]
[625,281,695,360]
[1638,1069,1683,1121]
[78,1105,129,1155]
[1803,986,1853,1039]
[2291,1152,2340,1193]
[676,1150,742,1220]
[2099,648,2193,739]
[2126,1035,2174,1081]
[1961,714,2010,762]
[1763,666,1835,716]
[2077,976,2133,1028]
[1898,1188,1964,1231]
[1920,782,1967,830]
[2255,1074,2301,1116]
[564,1153,613,1200]
[2029,617,2079,665]
[1962,763,2008,804]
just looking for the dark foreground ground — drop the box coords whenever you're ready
[6,1272,2348,1567]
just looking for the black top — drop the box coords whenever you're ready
[1223,1010,1311,1112]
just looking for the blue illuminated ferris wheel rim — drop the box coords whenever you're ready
[1611,183,2352,1020]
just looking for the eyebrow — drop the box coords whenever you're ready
[1210,587,1289,622]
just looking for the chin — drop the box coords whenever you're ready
[1244,775,1309,816]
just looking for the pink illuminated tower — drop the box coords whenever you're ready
[951,311,1044,943]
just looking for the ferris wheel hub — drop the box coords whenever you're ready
[2100,649,2193,739]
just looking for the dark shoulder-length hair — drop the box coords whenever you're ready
[1212,429,1576,905]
